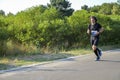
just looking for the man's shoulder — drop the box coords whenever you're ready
[96,23,102,27]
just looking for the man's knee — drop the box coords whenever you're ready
[92,45,97,51]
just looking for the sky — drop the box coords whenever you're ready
[0,0,117,15]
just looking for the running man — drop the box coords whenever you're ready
[87,16,104,61]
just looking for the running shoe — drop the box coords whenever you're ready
[96,56,100,61]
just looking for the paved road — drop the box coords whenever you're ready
[0,49,120,80]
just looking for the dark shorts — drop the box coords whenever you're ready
[90,37,99,46]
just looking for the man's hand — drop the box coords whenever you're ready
[95,32,100,36]
[95,27,104,36]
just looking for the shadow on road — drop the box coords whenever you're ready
[100,60,120,63]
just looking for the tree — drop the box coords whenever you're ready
[50,0,74,17]
[7,12,14,16]
[98,3,112,15]
[117,0,120,4]
[89,5,100,13]
[0,16,9,55]
[88,3,120,15]
[112,4,120,15]
[81,5,88,10]
[0,10,5,16]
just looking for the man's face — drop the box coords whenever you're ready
[90,18,96,24]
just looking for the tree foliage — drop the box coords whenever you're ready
[81,5,88,10]
[117,0,120,4]
[50,0,74,17]
[0,10,5,16]
[88,3,120,15]
[0,2,120,55]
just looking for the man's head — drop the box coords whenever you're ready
[90,16,97,25]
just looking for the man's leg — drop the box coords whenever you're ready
[92,45,99,56]
[91,38,100,60]
[92,45,100,61]
[96,48,102,56]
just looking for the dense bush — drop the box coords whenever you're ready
[0,5,120,55]
[0,16,9,55]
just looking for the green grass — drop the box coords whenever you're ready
[0,45,120,70]
[0,53,72,70]
[0,48,92,70]
[99,44,120,51]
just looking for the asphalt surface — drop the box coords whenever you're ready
[0,49,120,80]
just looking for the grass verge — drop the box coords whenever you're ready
[0,48,92,70]
[0,45,120,70]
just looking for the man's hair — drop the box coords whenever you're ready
[90,16,97,22]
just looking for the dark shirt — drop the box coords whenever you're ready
[88,23,102,38]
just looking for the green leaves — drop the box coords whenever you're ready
[89,3,120,15]
[50,0,74,17]
[0,2,120,56]
[0,10,5,16]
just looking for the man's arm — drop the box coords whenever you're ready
[99,27,104,34]
[96,27,104,35]
[87,29,90,34]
